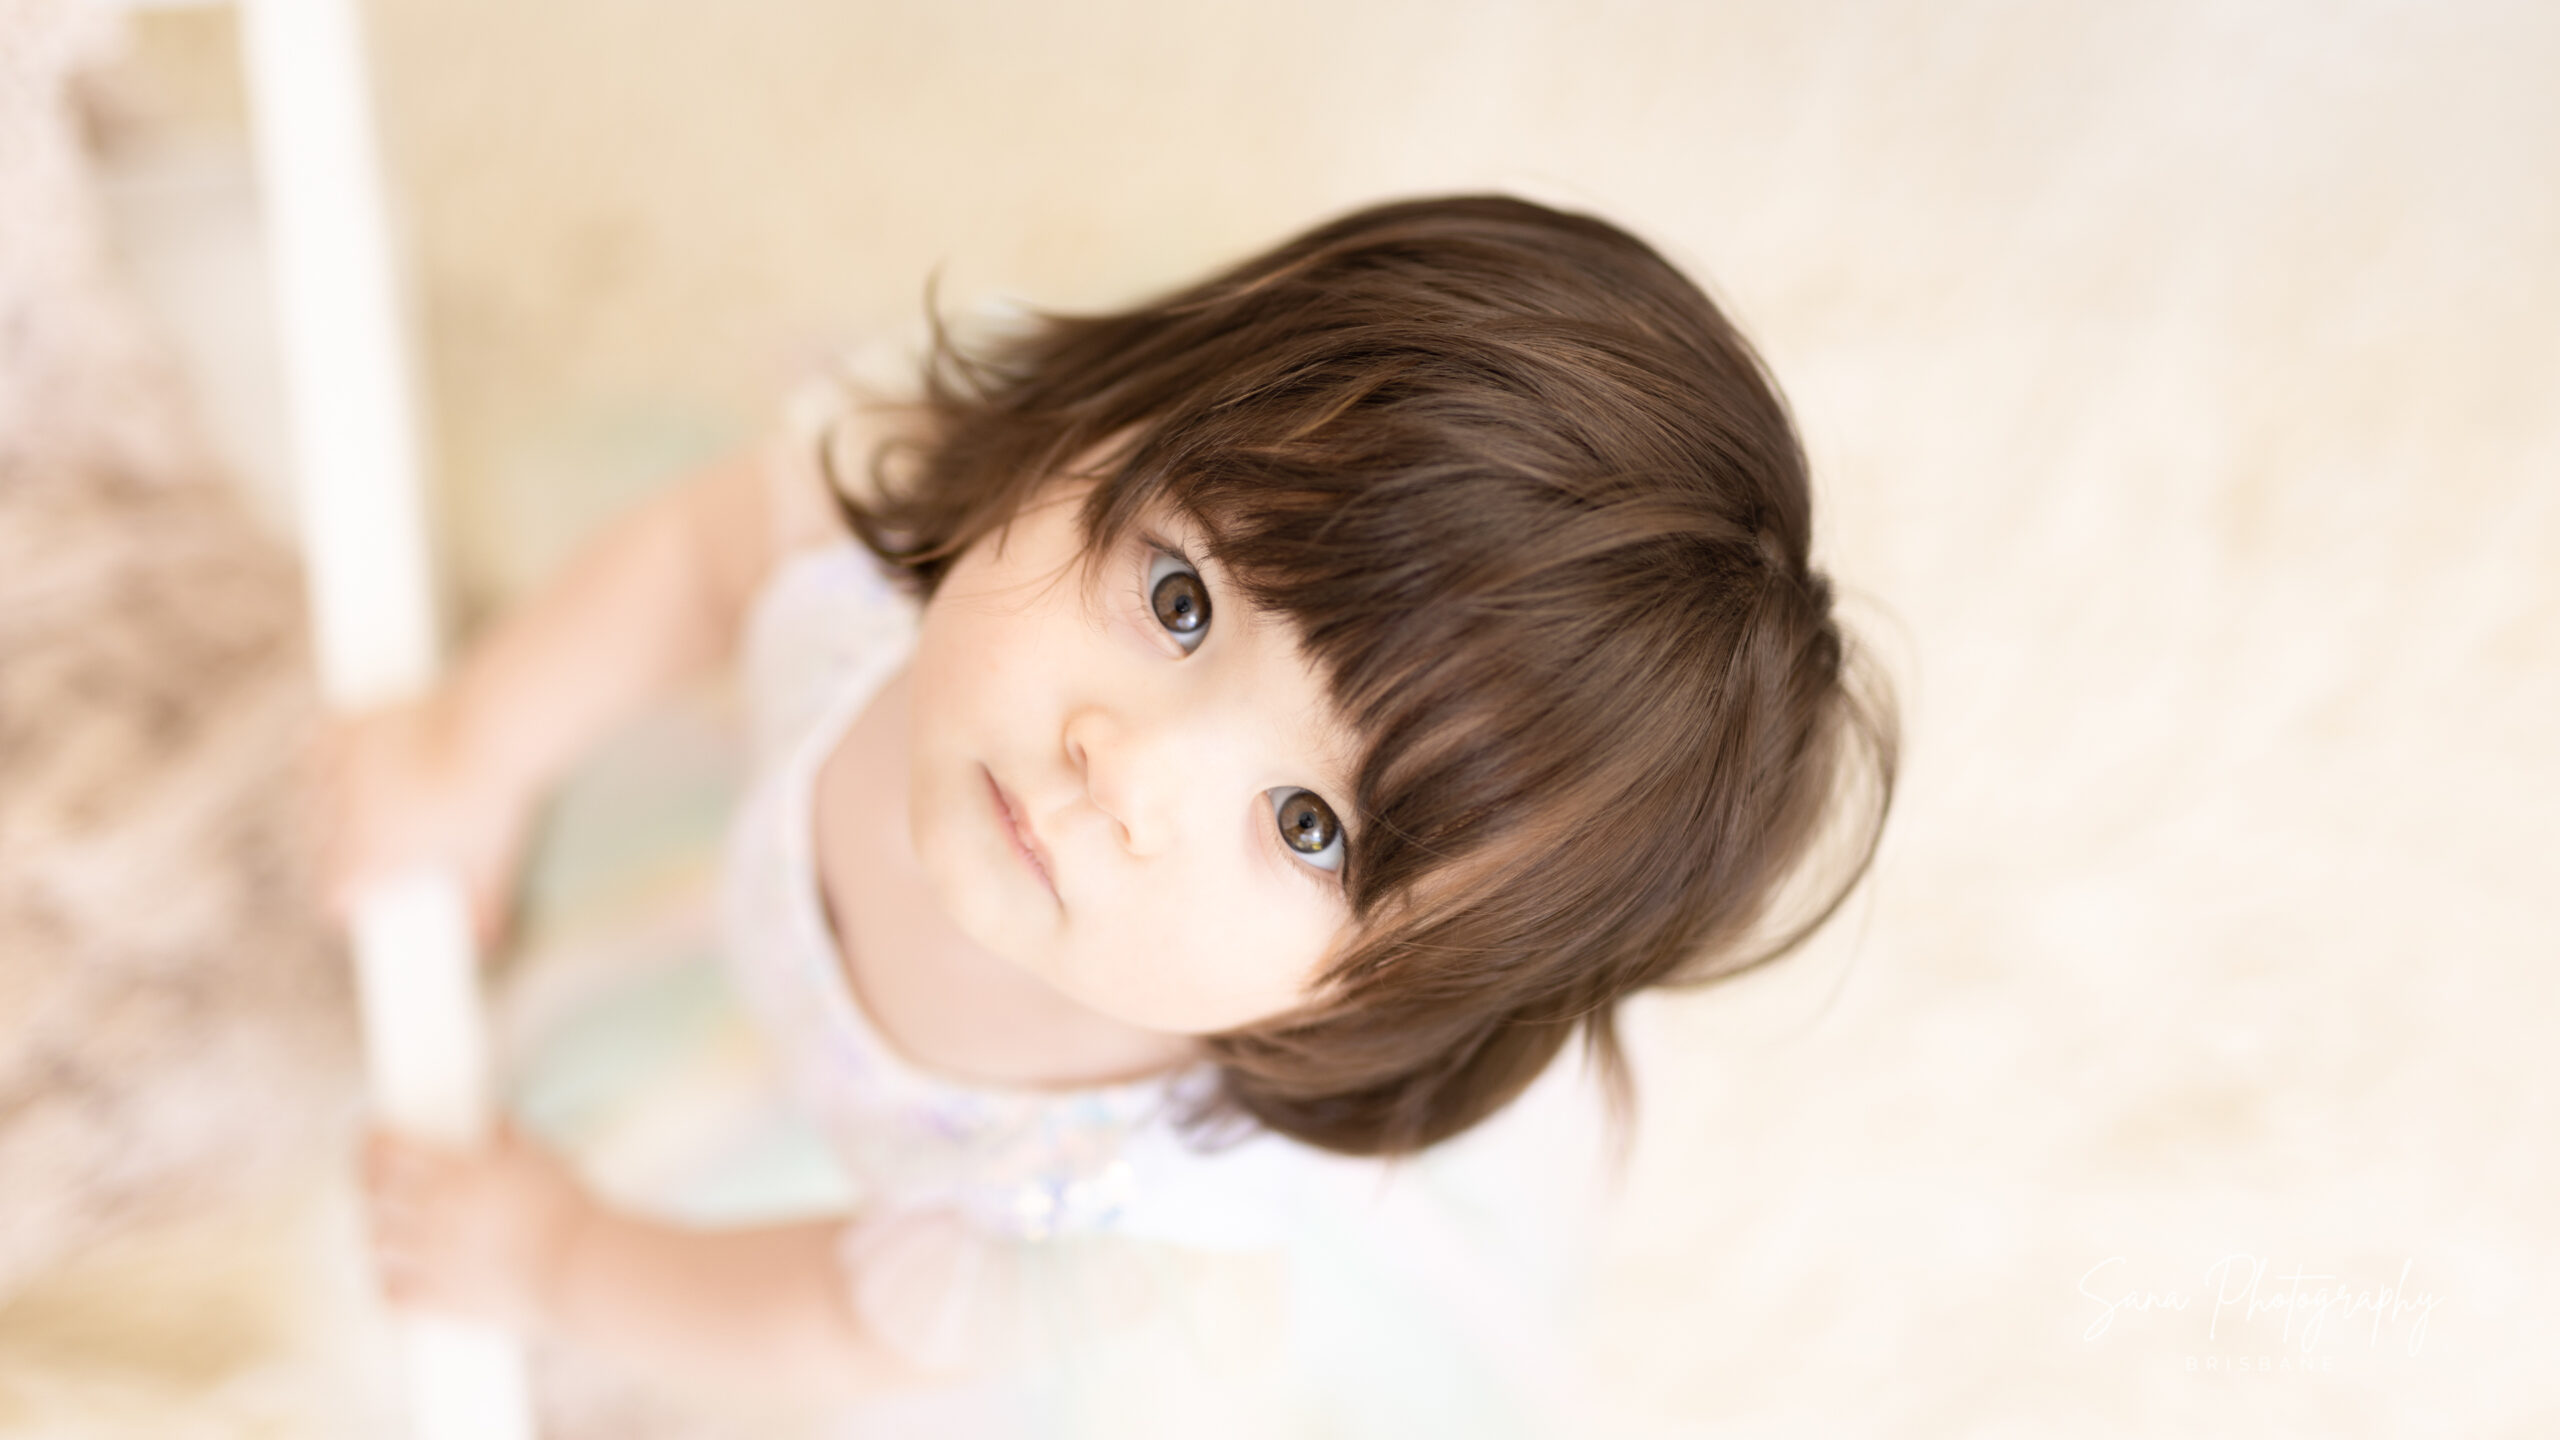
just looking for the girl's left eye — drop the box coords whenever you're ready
[1148,549,1211,654]
[1269,788,1346,873]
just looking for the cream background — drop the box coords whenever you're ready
[83,1,2560,1434]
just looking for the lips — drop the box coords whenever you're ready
[985,767,1059,902]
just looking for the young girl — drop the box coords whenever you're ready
[331,195,1896,1435]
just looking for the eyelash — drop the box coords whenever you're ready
[1138,535,1350,889]
[1141,531,1198,574]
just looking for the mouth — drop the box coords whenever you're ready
[984,767,1060,903]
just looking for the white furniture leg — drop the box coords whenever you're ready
[237,0,534,1434]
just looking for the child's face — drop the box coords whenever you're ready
[904,479,1360,1037]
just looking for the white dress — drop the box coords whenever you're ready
[720,518,1604,1438]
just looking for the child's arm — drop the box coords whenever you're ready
[317,422,866,942]
[365,1125,1290,1406]
[366,1125,921,1407]
[432,453,770,797]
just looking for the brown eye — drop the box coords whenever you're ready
[1148,551,1210,652]
[1271,788,1344,872]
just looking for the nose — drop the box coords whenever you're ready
[1062,704,1179,856]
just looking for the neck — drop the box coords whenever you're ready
[811,668,1198,1089]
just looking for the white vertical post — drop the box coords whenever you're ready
[236,1,535,1436]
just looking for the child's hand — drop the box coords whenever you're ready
[362,1122,592,1334]
[313,694,532,952]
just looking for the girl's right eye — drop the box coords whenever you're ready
[1271,788,1346,873]
[1148,549,1211,654]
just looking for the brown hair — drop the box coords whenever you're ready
[835,195,1897,1156]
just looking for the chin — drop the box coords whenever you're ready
[905,811,994,937]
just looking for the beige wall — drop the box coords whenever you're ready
[109,1,2560,1432]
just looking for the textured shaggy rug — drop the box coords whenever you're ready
[0,0,377,1430]
[0,0,358,1303]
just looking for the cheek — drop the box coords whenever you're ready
[916,555,1096,695]
[911,600,995,714]
[910,605,1043,767]
[1071,871,1344,1034]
